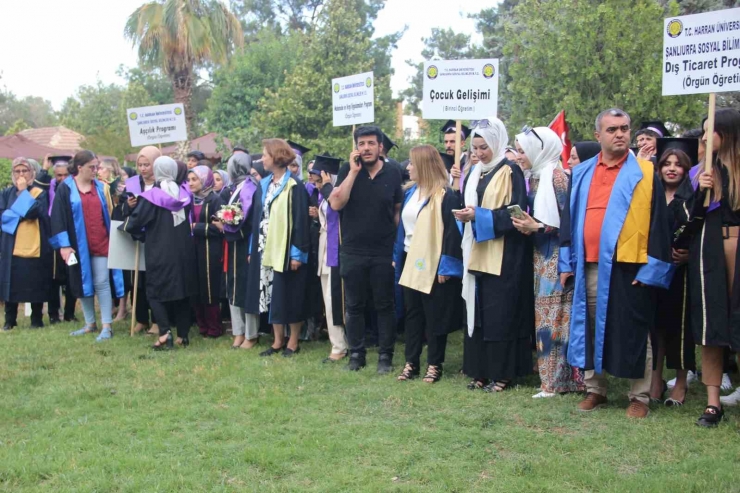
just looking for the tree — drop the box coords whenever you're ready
[250,0,400,157]
[205,29,303,147]
[60,81,154,159]
[469,0,520,122]
[124,0,243,139]
[0,79,58,136]
[502,0,706,141]
[117,64,212,134]
[230,0,325,35]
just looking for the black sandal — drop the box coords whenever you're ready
[483,380,511,393]
[259,346,283,357]
[696,405,724,427]
[397,363,419,381]
[467,379,487,390]
[153,331,173,351]
[422,365,443,383]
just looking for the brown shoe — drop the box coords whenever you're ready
[626,399,650,419]
[577,392,608,412]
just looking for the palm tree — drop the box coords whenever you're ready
[124,0,243,140]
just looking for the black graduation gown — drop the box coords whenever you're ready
[462,159,534,381]
[306,184,324,319]
[393,186,464,336]
[684,166,740,350]
[119,199,197,303]
[654,179,695,370]
[192,192,225,306]
[0,185,53,303]
[220,183,252,309]
[245,174,311,324]
[560,164,674,378]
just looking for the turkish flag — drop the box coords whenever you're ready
[549,110,572,169]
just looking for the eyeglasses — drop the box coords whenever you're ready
[471,119,491,129]
[521,125,544,149]
[12,169,31,175]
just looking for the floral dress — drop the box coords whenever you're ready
[529,167,585,394]
[258,180,281,313]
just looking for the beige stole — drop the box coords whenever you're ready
[467,165,512,275]
[399,189,445,294]
[13,188,43,258]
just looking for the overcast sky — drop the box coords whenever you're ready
[0,0,493,110]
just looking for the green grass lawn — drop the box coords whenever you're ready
[1,315,740,492]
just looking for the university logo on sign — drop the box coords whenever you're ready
[174,107,183,115]
[667,19,683,38]
[427,65,438,80]
[483,63,496,79]
[129,112,138,121]
[333,83,340,93]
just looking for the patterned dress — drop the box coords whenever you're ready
[258,181,280,313]
[529,167,585,393]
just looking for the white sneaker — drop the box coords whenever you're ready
[532,391,556,399]
[721,373,733,391]
[720,387,740,406]
[667,370,697,389]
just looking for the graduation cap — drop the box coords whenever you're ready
[287,140,311,157]
[312,154,341,175]
[440,120,471,140]
[49,154,72,166]
[656,137,699,166]
[438,150,455,172]
[637,121,671,138]
[382,132,397,155]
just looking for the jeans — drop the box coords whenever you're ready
[80,256,113,326]
[341,253,396,359]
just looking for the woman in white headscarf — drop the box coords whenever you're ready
[512,126,585,398]
[120,156,198,350]
[453,117,534,392]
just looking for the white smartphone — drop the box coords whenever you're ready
[507,205,525,220]
[66,252,78,267]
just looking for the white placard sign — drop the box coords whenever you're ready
[663,8,740,95]
[422,59,499,119]
[126,103,188,147]
[107,220,146,271]
[332,72,374,126]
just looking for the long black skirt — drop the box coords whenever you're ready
[463,275,532,381]
[654,265,696,371]
[269,265,309,325]
[5,257,52,303]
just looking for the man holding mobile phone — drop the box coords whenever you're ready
[329,125,404,373]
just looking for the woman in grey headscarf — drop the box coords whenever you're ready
[119,156,197,350]
[453,117,534,393]
[218,152,262,349]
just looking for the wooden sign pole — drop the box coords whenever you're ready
[451,120,462,191]
[703,92,717,207]
[130,243,140,337]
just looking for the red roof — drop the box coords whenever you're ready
[0,134,73,161]
[19,126,84,151]
[124,132,233,162]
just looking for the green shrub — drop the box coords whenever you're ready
[0,158,12,188]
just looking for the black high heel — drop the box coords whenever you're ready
[153,331,173,351]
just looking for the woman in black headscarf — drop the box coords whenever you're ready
[567,142,601,168]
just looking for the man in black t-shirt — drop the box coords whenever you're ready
[329,126,403,373]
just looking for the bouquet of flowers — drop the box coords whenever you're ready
[216,203,244,225]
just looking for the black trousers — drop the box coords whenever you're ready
[5,302,43,326]
[341,253,396,358]
[48,279,77,321]
[149,298,191,339]
[403,286,448,367]
[133,273,156,325]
